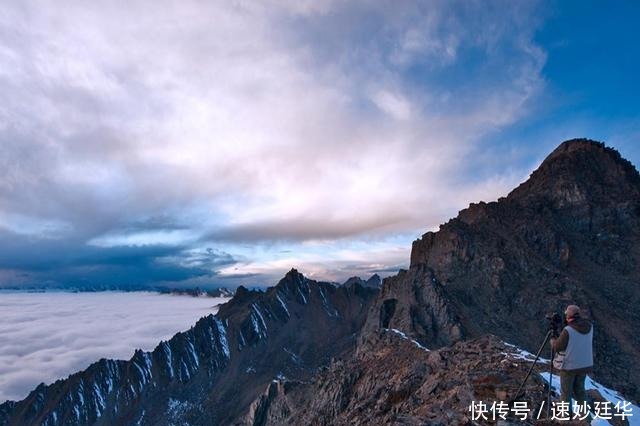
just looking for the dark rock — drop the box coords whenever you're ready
[243,333,561,425]
[370,139,640,401]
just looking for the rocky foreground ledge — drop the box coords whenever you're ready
[243,331,635,426]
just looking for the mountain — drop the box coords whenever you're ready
[363,139,640,400]
[247,139,640,423]
[342,274,382,289]
[157,287,234,298]
[0,270,377,426]
[2,139,639,425]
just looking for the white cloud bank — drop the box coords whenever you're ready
[0,291,228,402]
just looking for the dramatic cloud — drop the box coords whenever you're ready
[0,1,549,286]
[0,291,228,402]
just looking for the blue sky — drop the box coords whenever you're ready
[0,0,638,289]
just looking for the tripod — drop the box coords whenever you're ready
[510,329,556,418]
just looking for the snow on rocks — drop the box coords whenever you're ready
[503,341,638,425]
[384,328,430,352]
[214,318,231,359]
[502,341,550,364]
[541,372,640,426]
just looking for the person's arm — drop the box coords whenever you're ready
[552,328,569,352]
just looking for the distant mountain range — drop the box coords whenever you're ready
[156,287,234,298]
[2,139,638,425]
[0,284,232,294]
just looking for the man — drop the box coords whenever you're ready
[551,304,593,414]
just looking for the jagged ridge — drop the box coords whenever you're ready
[0,270,378,426]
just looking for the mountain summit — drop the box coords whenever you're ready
[508,138,640,206]
[370,138,640,399]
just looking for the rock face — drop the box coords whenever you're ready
[0,270,377,426]
[365,139,640,400]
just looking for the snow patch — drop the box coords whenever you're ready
[502,342,550,364]
[238,330,247,350]
[503,342,638,425]
[283,347,302,365]
[162,342,175,379]
[186,336,200,368]
[318,286,339,317]
[214,318,231,359]
[249,303,268,339]
[540,373,639,425]
[385,328,430,352]
[276,293,290,318]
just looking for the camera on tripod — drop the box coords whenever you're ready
[546,312,562,339]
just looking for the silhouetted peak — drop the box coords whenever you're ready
[508,139,640,206]
[365,274,382,288]
[546,138,606,159]
[277,269,306,289]
[343,276,364,286]
[284,268,303,280]
[343,275,381,289]
[234,285,252,301]
[541,139,636,175]
[274,268,311,304]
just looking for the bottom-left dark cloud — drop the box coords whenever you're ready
[0,229,237,289]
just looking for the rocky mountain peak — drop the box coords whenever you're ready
[379,140,640,400]
[508,138,640,208]
[283,268,303,280]
[275,268,311,305]
[365,274,382,289]
[343,274,382,290]
[545,138,630,164]
[278,268,306,289]
[234,285,252,301]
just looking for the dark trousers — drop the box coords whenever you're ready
[560,371,588,411]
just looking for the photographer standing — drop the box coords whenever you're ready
[551,305,593,411]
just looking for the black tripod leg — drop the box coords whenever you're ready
[547,346,554,418]
[511,330,553,403]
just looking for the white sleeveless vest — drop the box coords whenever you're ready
[556,325,593,371]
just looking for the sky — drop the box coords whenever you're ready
[0,291,226,402]
[0,0,639,289]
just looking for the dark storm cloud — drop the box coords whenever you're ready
[202,214,412,243]
[0,229,236,288]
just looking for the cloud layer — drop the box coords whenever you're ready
[0,1,548,286]
[0,291,227,402]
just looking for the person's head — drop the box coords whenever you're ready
[565,304,581,322]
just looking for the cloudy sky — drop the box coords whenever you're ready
[1,1,638,288]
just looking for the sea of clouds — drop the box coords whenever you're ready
[0,291,227,402]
